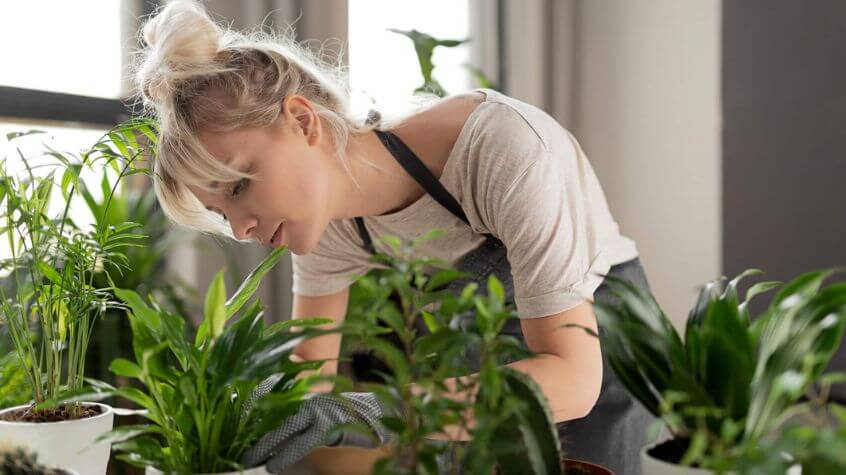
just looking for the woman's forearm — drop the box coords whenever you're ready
[418,352,602,442]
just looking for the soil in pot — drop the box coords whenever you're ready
[646,438,694,466]
[0,404,103,423]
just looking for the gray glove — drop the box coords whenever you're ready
[243,390,396,473]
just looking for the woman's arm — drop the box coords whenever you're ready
[510,300,603,421]
[424,301,603,441]
[291,288,350,392]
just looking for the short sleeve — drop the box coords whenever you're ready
[291,221,373,296]
[468,111,611,319]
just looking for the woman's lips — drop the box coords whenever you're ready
[270,222,284,248]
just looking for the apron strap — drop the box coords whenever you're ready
[354,216,376,255]
[374,130,472,226]
[353,130,504,254]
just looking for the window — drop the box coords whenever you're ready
[0,0,146,265]
[0,1,124,98]
[348,0,471,115]
[0,123,111,265]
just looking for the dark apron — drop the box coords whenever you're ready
[351,129,654,475]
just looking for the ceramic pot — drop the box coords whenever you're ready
[0,402,114,475]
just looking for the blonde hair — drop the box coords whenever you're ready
[135,0,436,236]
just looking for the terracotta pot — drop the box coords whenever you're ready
[563,458,615,474]
[0,402,114,475]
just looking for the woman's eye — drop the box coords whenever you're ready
[231,178,249,197]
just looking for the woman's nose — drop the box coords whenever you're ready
[228,212,258,241]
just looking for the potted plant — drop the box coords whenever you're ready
[0,120,158,474]
[70,246,330,474]
[340,232,608,475]
[569,268,846,474]
[730,370,846,474]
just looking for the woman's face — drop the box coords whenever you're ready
[188,96,336,255]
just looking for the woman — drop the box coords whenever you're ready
[138,2,654,474]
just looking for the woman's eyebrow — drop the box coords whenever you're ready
[208,156,237,190]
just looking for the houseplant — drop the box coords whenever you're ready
[387,29,499,97]
[80,169,191,389]
[0,119,158,474]
[569,268,846,474]
[340,232,591,475]
[727,370,846,474]
[69,246,330,474]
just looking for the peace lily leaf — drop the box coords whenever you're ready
[203,268,227,341]
[225,245,285,318]
[109,358,142,379]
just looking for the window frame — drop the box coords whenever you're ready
[0,0,158,129]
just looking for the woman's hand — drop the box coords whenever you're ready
[242,391,396,472]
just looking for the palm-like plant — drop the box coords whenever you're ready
[571,268,846,470]
[80,171,190,389]
[0,119,158,418]
[67,247,330,474]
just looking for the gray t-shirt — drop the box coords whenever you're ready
[292,88,638,319]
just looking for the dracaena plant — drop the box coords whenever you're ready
[71,247,330,474]
[719,370,846,474]
[0,119,157,418]
[571,268,846,471]
[341,232,562,475]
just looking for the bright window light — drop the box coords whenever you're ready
[348,0,471,115]
[0,1,123,98]
[0,122,112,264]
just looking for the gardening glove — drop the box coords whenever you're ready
[242,390,397,473]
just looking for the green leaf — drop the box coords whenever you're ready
[37,261,63,286]
[6,130,46,141]
[109,358,142,379]
[225,246,286,318]
[422,310,440,333]
[96,424,161,445]
[412,228,447,247]
[204,269,227,341]
[60,165,80,201]
[378,235,403,255]
[494,368,562,475]
[112,436,165,469]
[424,269,466,292]
[488,275,505,305]
[115,387,157,413]
[115,289,162,334]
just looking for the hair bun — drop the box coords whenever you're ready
[137,0,222,105]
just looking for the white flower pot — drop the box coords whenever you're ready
[146,466,271,475]
[0,402,114,475]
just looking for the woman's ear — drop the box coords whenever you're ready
[282,95,320,141]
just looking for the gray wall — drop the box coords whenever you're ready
[570,0,723,326]
[722,0,846,398]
